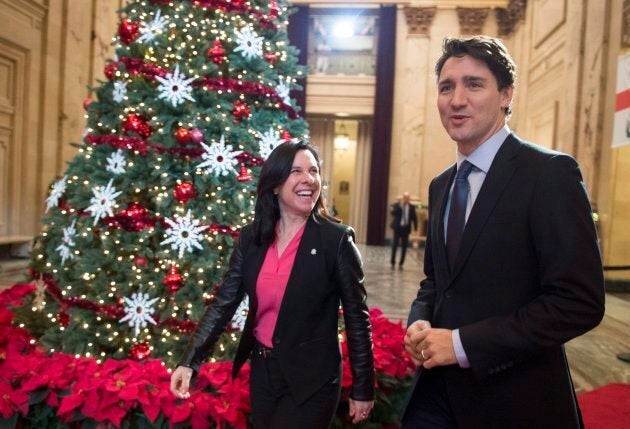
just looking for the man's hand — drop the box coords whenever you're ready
[405,321,457,368]
[404,320,431,366]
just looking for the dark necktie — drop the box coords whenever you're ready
[446,160,474,270]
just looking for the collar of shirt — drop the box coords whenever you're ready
[456,125,511,173]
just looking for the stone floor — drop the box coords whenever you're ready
[357,244,630,394]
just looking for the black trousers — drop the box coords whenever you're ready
[401,368,457,429]
[391,226,411,266]
[250,344,341,428]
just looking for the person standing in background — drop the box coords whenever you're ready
[403,35,605,428]
[390,192,418,270]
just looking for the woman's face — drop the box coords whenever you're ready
[275,149,321,219]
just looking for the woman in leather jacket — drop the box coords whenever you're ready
[170,141,374,427]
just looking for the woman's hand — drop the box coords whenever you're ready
[170,366,193,399]
[349,398,374,424]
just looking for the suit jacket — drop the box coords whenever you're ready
[406,134,605,428]
[390,202,418,234]
[179,215,375,404]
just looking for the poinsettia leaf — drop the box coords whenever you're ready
[27,388,48,405]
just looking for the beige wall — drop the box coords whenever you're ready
[0,0,120,239]
[388,0,627,266]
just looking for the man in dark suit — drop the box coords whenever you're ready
[402,36,605,428]
[390,192,418,269]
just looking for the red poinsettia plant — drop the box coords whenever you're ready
[0,285,415,428]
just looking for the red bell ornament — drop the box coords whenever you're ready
[281,130,292,141]
[269,0,280,18]
[118,19,140,45]
[237,164,253,182]
[173,182,197,204]
[207,39,226,65]
[164,265,184,293]
[83,98,93,111]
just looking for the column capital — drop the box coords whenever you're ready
[403,6,437,37]
[456,7,490,35]
[495,0,527,36]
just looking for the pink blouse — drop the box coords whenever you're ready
[254,223,306,347]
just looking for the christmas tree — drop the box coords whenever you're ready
[17,0,308,366]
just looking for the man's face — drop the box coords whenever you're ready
[437,55,513,151]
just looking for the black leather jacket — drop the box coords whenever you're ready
[178,216,375,403]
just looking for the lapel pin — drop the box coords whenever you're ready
[310,248,317,255]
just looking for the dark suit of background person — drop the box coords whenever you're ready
[390,193,418,269]
[171,142,374,428]
[403,36,605,429]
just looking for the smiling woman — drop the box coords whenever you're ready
[171,141,375,427]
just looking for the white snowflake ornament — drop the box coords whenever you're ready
[106,149,126,175]
[160,210,209,258]
[119,292,159,336]
[55,220,77,265]
[155,64,195,107]
[258,128,283,159]
[197,135,242,176]
[112,81,127,103]
[234,26,264,60]
[46,176,68,212]
[230,296,249,331]
[138,10,167,44]
[86,179,122,225]
[276,81,292,106]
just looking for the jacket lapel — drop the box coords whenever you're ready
[437,166,457,274]
[448,134,521,284]
[242,237,269,300]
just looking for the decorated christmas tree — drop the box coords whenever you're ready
[17,0,308,366]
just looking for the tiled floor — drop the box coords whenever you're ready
[357,244,630,394]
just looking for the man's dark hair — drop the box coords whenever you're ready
[435,36,516,115]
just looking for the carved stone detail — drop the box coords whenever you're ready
[495,0,528,36]
[403,7,437,37]
[456,7,490,35]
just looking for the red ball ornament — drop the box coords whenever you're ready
[264,53,277,63]
[129,343,151,361]
[58,310,69,327]
[134,256,148,266]
[237,164,253,182]
[173,182,197,204]
[123,114,151,139]
[231,100,251,122]
[189,128,204,144]
[118,19,140,45]
[118,202,152,231]
[164,265,184,293]
[104,62,118,80]
[175,127,191,144]
[207,39,226,65]
[83,98,93,111]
